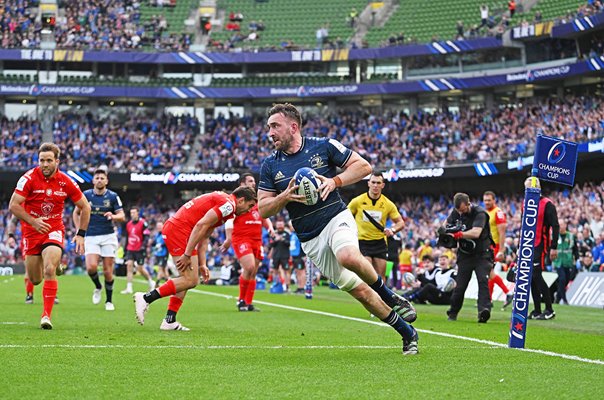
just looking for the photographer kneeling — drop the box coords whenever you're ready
[439,193,494,323]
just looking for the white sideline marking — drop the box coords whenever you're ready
[0,344,403,350]
[0,322,27,325]
[189,289,604,366]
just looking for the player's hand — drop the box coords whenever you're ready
[219,242,230,253]
[104,212,114,220]
[550,249,558,261]
[199,265,210,283]
[176,254,192,272]
[383,228,396,237]
[495,251,505,262]
[315,174,336,201]
[73,235,85,255]
[32,217,51,234]
[283,178,306,204]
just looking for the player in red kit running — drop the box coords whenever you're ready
[483,191,513,308]
[9,143,91,329]
[220,173,274,312]
[133,187,257,330]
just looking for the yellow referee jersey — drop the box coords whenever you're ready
[348,193,401,241]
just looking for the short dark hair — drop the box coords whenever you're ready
[232,186,257,203]
[239,172,254,185]
[38,142,60,159]
[94,168,108,177]
[483,190,496,199]
[454,193,470,209]
[422,254,434,262]
[267,103,302,128]
[370,171,385,183]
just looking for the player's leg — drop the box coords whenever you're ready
[475,258,491,323]
[372,257,387,283]
[283,262,292,292]
[86,253,103,305]
[238,252,258,310]
[447,262,473,320]
[530,250,544,318]
[122,258,134,294]
[329,212,416,322]
[39,245,62,329]
[160,289,190,330]
[101,257,115,310]
[99,237,117,310]
[24,254,43,304]
[309,237,418,355]
[295,261,306,293]
[134,254,199,325]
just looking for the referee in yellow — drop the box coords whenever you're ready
[348,172,405,281]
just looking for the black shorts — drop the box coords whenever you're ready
[273,257,290,270]
[155,255,168,268]
[359,239,387,260]
[125,250,145,266]
[292,257,305,270]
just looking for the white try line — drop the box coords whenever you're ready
[189,288,604,366]
[0,344,473,350]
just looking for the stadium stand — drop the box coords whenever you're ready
[209,0,367,50]
[0,0,41,49]
[54,0,193,51]
[196,95,604,172]
[49,112,198,172]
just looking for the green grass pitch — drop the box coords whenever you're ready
[1,275,602,399]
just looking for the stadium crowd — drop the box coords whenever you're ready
[50,112,198,172]
[53,0,191,51]
[0,0,41,49]
[0,116,44,170]
[199,95,604,172]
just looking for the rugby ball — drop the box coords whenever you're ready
[294,167,320,206]
[442,277,457,292]
[402,272,416,285]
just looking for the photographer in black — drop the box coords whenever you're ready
[439,193,494,323]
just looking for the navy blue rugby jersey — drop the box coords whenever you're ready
[259,137,352,242]
[84,189,123,236]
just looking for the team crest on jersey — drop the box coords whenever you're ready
[104,200,111,207]
[310,153,324,168]
[45,188,53,196]
[252,210,260,220]
[41,202,54,215]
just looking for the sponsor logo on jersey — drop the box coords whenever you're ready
[41,202,54,215]
[275,171,285,180]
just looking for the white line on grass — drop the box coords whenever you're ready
[189,288,604,366]
[0,322,27,325]
[0,344,474,350]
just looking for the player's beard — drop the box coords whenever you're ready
[41,164,58,177]
[273,129,293,152]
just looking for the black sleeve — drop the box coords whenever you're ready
[472,212,487,229]
[546,202,560,249]
[446,210,457,225]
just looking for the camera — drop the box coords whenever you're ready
[437,222,462,249]
[437,221,476,253]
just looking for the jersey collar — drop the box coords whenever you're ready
[282,137,305,157]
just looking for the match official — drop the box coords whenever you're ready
[348,172,405,281]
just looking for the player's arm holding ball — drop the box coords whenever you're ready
[258,178,306,218]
